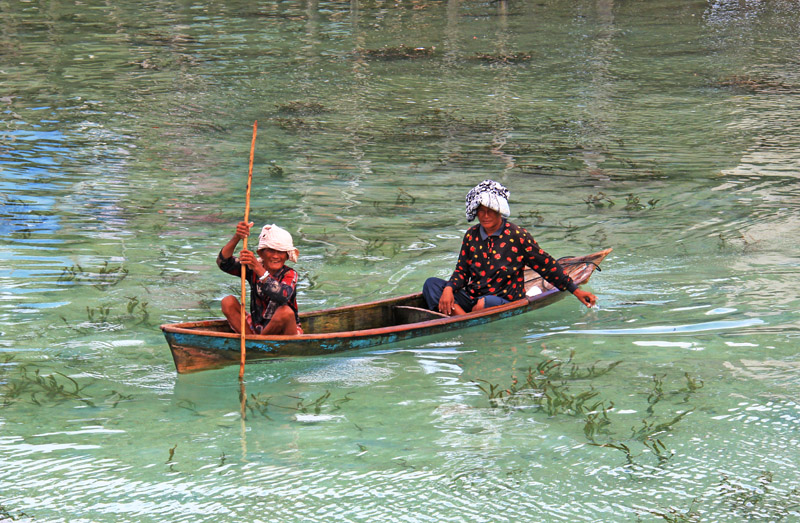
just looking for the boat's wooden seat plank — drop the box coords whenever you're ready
[393,305,448,324]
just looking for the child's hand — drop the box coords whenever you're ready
[238,249,258,268]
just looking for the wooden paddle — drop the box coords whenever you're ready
[239,121,258,381]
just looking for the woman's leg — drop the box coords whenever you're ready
[423,278,477,314]
[474,295,509,312]
[422,277,447,310]
[472,297,487,312]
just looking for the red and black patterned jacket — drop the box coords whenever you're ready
[446,220,577,302]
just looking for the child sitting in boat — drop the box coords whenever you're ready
[217,221,302,335]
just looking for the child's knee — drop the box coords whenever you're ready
[221,295,238,312]
[276,305,294,320]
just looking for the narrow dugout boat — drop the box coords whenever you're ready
[161,248,611,373]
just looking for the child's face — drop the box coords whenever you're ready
[258,248,289,273]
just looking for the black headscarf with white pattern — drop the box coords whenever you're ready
[465,179,511,222]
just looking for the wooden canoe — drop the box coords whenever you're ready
[161,248,611,373]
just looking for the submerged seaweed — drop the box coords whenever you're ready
[473,353,704,470]
[469,52,533,64]
[275,101,329,116]
[716,74,797,94]
[356,44,436,60]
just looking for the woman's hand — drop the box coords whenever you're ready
[438,286,456,315]
[573,288,597,308]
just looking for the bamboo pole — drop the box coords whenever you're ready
[239,121,258,382]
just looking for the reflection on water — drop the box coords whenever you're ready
[526,316,765,339]
[2,0,800,521]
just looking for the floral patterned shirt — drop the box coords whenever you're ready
[217,251,300,331]
[446,220,577,303]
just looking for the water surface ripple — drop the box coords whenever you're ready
[2,0,800,521]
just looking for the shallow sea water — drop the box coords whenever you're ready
[2,0,800,521]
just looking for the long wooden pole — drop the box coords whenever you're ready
[239,121,258,382]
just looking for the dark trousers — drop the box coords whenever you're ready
[422,277,512,313]
[422,278,475,312]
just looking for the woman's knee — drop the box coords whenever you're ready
[423,277,442,292]
[423,278,446,307]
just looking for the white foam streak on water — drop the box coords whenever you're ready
[32,427,126,437]
[526,318,765,339]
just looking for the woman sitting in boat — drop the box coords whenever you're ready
[217,221,302,335]
[423,179,597,316]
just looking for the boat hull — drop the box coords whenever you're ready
[161,248,611,373]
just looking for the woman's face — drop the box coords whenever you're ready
[258,247,289,274]
[476,205,503,234]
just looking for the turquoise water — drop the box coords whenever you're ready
[2,0,800,521]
